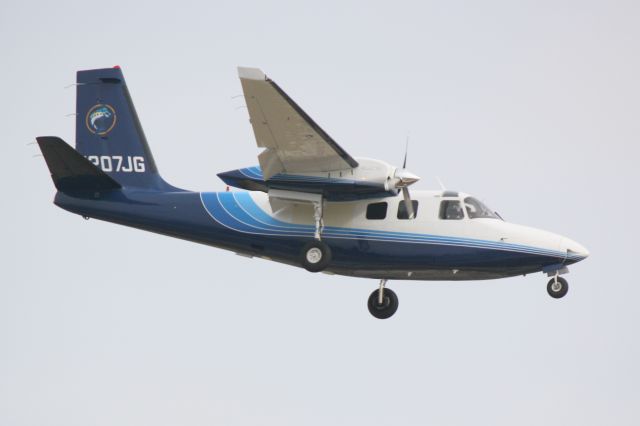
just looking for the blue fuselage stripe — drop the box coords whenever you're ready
[200,192,571,260]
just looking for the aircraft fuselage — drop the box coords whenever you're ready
[53,188,588,281]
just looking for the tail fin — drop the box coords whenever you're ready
[75,66,169,189]
[37,136,121,192]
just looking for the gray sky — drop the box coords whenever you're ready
[2,0,639,424]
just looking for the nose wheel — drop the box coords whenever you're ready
[547,276,569,298]
[367,279,399,319]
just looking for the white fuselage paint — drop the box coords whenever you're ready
[248,189,588,280]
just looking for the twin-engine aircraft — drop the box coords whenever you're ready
[37,66,588,319]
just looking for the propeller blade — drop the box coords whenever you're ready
[402,187,415,219]
[402,137,409,169]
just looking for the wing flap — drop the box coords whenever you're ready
[257,148,284,180]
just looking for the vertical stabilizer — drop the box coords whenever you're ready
[75,67,168,189]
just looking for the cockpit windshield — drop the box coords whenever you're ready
[464,197,500,219]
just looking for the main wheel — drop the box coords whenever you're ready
[547,276,569,299]
[301,240,332,272]
[367,288,399,319]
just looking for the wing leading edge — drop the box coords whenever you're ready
[238,67,359,179]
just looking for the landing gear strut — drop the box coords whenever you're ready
[300,198,332,272]
[367,279,399,319]
[547,275,569,299]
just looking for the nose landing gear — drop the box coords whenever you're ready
[547,275,569,299]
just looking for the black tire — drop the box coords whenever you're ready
[367,288,399,319]
[301,240,332,272]
[547,276,569,299]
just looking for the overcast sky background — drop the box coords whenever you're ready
[1,0,639,425]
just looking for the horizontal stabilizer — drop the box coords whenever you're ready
[36,136,121,192]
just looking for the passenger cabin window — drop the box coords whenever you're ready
[397,200,419,219]
[464,197,500,219]
[439,200,464,220]
[366,202,388,220]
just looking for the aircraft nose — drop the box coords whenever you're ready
[561,237,589,261]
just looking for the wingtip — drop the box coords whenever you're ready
[237,66,266,80]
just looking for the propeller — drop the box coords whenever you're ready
[401,187,414,219]
[402,138,408,169]
[393,138,420,219]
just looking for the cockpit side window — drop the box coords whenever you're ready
[464,197,499,219]
[439,200,464,220]
[366,202,388,220]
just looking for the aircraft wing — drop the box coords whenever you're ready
[238,67,359,179]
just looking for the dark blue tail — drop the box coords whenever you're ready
[75,67,171,190]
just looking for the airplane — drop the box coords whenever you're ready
[36,66,589,319]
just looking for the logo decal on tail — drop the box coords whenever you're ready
[86,104,116,135]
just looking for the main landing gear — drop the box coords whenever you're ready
[294,199,397,318]
[300,198,332,273]
[301,240,332,272]
[368,279,399,319]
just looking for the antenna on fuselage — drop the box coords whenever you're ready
[435,176,446,191]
